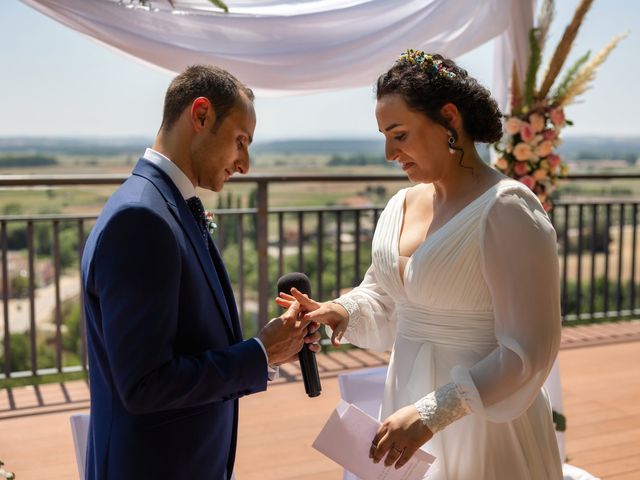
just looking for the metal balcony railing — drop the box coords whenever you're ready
[1,173,639,381]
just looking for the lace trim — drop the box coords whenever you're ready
[414,382,472,434]
[332,296,361,334]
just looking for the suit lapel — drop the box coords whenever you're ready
[132,159,237,343]
[208,236,243,342]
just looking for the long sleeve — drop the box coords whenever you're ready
[92,206,268,415]
[333,264,398,352]
[451,188,561,422]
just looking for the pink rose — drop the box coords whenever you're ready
[535,140,554,157]
[519,175,536,190]
[514,161,530,176]
[529,113,546,133]
[550,108,565,126]
[547,154,561,168]
[542,201,552,212]
[533,169,548,181]
[542,129,557,141]
[513,142,533,161]
[505,117,522,135]
[495,157,509,170]
[519,122,535,142]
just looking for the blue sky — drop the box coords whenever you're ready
[0,0,637,142]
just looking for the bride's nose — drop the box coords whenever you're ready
[385,142,399,162]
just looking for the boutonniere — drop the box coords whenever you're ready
[205,210,217,235]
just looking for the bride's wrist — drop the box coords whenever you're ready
[329,301,349,323]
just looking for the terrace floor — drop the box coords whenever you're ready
[1,321,640,479]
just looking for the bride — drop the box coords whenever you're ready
[278,51,563,479]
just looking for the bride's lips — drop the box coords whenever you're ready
[224,169,232,181]
[400,162,415,171]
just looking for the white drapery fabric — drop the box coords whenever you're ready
[21,0,533,97]
[493,0,536,111]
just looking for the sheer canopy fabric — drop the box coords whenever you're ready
[21,0,532,98]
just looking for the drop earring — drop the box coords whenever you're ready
[447,131,456,154]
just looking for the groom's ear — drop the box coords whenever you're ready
[190,97,215,131]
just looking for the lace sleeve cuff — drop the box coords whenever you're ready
[414,382,472,434]
[331,296,361,334]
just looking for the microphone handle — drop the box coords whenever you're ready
[298,344,321,397]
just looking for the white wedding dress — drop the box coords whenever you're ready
[335,179,563,479]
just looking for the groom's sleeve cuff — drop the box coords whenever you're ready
[252,337,279,381]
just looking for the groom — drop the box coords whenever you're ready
[81,65,318,479]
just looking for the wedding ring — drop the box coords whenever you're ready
[371,440,379,449]
[391,446,404,455]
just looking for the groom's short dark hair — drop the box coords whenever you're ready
[160,65,254,132]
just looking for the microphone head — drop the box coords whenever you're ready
[277,272,312,297]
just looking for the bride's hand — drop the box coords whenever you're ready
[275,288,349,346]
[369,405,433,469]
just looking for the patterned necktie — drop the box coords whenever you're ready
[186,196,209,244]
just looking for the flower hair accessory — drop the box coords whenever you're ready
[397,49,458,79]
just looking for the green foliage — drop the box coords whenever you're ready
[553,410,567,432]
[2,203,23,215]
[524,28,542,106]
[4,220,79,269]
[0,154,57,168]
[10,274,30,298]
[328,154,388,167]
[0,333,30,372]
[551,51,591,103]
[208,0,229,12]
[555,219,611,254]
[62,299,83,356]
[563,277,640,321]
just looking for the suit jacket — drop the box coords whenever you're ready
[81,158,268,479]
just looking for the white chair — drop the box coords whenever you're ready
[70,413,90,480]
[544,359,566,462]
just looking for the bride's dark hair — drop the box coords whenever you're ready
[376,51,503,145]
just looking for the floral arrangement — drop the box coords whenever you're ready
[493,0,627,211]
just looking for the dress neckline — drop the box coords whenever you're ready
[396,179,511,286]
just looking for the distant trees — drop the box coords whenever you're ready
[328,154,389,166]
[0,155,57,168]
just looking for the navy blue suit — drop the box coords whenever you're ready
[81,159,268,479]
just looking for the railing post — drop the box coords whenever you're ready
[27,221,37,376]
[1,221,11,378]
[257,180,269,329]
[53,220,63,373]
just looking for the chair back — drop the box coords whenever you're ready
[70,413,90,479]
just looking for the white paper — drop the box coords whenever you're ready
[313,401,435,480]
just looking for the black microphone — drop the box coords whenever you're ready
[277,272,322,398]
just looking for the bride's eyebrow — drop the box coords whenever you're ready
[381,123,402,132]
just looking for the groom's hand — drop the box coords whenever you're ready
[257,302,320,366]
